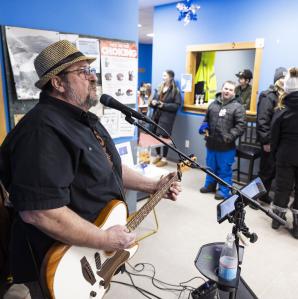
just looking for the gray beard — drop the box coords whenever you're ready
[63,82,98,111]
[85,95,99,109]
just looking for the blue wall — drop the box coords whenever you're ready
[0,0,138,42]
[153,0,298,91]
[153,0,298,164]
[138,43,152,87]
[0,0,138,142]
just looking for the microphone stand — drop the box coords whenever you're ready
[125,113,287,297]
[125,114,286,227]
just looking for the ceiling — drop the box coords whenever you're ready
[138,0,178,44]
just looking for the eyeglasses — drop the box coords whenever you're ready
[61,66,97,79]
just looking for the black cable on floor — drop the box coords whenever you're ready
[111,272,162,299]
[125,261,206,298]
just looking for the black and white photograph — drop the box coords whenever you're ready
[5,26,59,99]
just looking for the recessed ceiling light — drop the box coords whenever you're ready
[146,33,154,37]
[138,24,142,28]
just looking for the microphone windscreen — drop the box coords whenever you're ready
[99,94,112,106]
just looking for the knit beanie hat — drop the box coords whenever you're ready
[284,67,298,93]
[273,67,287,83]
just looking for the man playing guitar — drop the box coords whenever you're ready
[0,40,181,298]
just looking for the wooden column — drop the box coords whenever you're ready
[0,68,7,144]
[250,47,263,113]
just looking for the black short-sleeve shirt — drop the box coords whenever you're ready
[0,92,124,282]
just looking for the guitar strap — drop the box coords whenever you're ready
[92,128,126,274]
[92,128,126,202]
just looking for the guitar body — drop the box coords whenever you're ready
[42,200,139,299]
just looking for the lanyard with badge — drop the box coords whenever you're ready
[219,108,227,117]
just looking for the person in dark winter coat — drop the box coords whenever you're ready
[199,81,246,200]
[256,67,287,204]
[149,70,181,167]
[271,67,298,239]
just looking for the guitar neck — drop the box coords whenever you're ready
[126,173,178,231]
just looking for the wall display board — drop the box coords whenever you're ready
[1,26,138,138]
[101,40,137,105]
[5,26,60,100]
[100,39,138,138]
[76,37,100,73]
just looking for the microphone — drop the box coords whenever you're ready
[100,94,154,124]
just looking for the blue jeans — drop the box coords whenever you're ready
[204,148,236,198]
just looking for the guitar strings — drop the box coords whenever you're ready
[127,174,179,231]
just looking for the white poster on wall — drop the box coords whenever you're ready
[76,38,101,73]
[118,109,135,137]
[115,141,134,167]
[181,73,192,92]
[100,39,138,137]
[59,33,79,45]
[100,40,138,104]
[99,108,135,139]
[5,26,60,100]
[99,108,120,138]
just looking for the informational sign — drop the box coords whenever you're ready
[100,40,138,138]
[100,40,137,105]
[115,141,134,167]
[76,38,101,73]
[181,73,192,92]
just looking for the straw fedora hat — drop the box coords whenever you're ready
[34,40,96,89]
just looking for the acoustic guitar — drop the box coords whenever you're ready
[42,165,182,299]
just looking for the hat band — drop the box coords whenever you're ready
[42,51,85,77]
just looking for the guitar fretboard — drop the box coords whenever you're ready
[126,173,178,231]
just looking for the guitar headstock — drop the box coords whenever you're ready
[177,154,197,177]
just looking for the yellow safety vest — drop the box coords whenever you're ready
[194,52,217,102]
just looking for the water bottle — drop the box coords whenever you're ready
[218,233,238,281]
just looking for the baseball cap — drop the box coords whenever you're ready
[235,69,253,80]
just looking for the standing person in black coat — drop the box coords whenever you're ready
[199,81,246,200]
[149,70,181,167]
[256,67,287,204]
[271,67,298,239]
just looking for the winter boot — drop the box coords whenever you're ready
[291,208,298,239]
[214,190,225,200]
[200,182,217,193]
[271,205,287,230]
